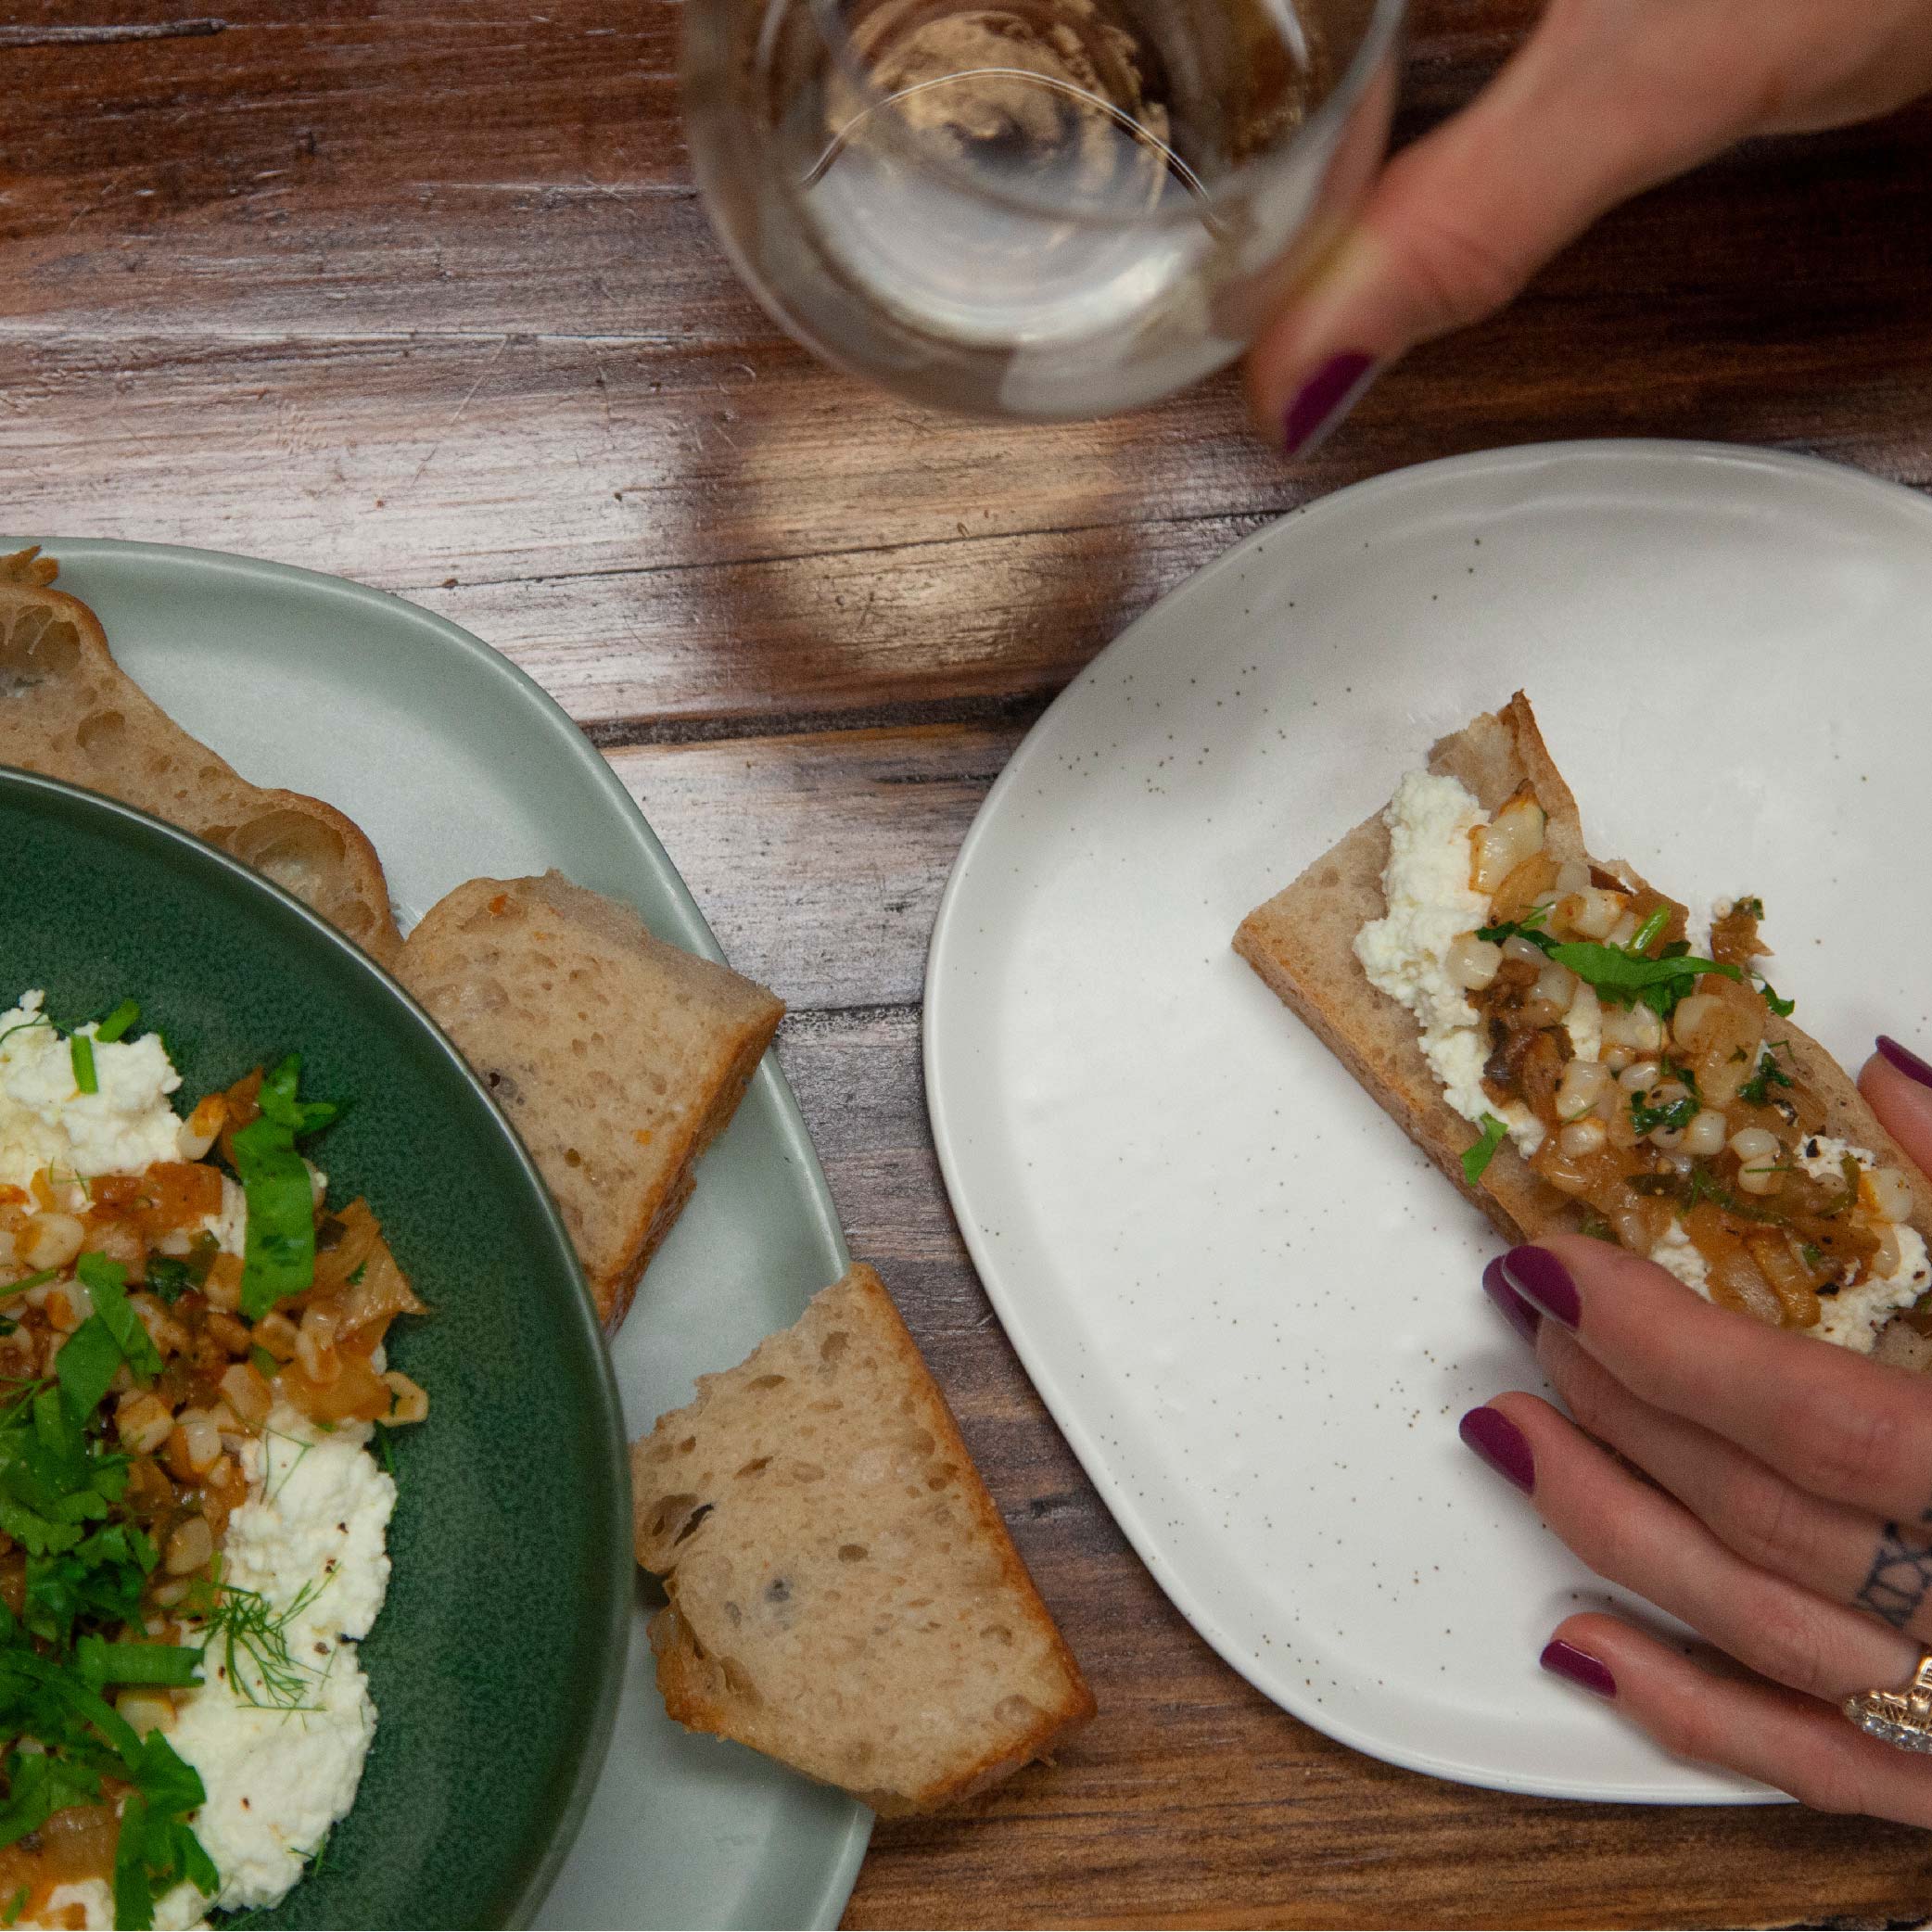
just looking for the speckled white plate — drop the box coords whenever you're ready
[923,441,1932,1802]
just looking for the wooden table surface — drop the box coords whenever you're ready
[8,2,1932,1925]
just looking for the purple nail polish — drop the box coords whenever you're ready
[1458,1405,1535,1494]
[1281,351,1376,457]
[1541,1639,1616,1698]
[1481,1254,1541,1346]
[1877,1036,1932,1089]
[1503,1244,1580,1329]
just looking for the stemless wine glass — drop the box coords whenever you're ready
[683,0,1406,420]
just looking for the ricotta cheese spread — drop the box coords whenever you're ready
[1648,1222,1710,1293]
[0,993,183,1188]
[1353,771,1544,1157]
[152,1410,396,1924]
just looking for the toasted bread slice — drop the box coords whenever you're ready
[398,871,782,1329]
[0,547,402,964]
[631,1263,1095,1814]
[1235,693,1932,1366]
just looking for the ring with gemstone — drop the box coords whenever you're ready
[1844,1653,1932,1753]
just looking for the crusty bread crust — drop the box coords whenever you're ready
[0,548,401,963]
[399,871,783,1330]
[1235,694,1932,1348]
[633,1264,1095,1815]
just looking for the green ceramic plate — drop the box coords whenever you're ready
[0,768,629,1928]
[4,537,874,1930]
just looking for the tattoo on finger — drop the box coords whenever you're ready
[1854,1521,1932,1631]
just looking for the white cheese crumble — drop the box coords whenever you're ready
[157,1405,396,1920]
[1649,1222,1710,1292]
[1354,771,1543,1157]
[1648,1134,1931,1352]
[1792,1134,1932,1353]
[0,991,183,1187]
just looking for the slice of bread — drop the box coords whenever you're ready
[1235,693,1932,1366]
[631,1263,1095,1814]
[398,871,783,1328]
[0,547,402,963]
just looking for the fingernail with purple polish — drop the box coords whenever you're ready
[1878,1036,1932,1090]
[1481,1254,1541,1346]
[1281,351,1376,457]
[1503,1244,1580,1329]
[1458,1405,1535,1494]
[1541,1639,1617,1698]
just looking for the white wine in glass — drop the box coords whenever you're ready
[685,0,1405,419]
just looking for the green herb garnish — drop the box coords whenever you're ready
[0,1015,51,1052]
[1,1268,57,1300]
[57,1255,162,1422]
[1630,1089,1700,1136]
[231,1054,337,1321]
[73,1635,202,1691]
[189,1568,326,1712]
[1,1885,25,1926]
[1476,919,1754,1023]
[95,999,140,1045]
[1760,981,1797,1018]
[1629,906,1671,954]
[1739,1046,1795,1109]
[70,1034,96,1096]
[1461,1112,1512,1186]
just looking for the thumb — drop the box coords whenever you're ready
[1250,0,1761,454]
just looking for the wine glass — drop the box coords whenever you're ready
[683,0,1407,420]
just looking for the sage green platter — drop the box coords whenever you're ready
[0,768,629,1928]
[5,537,874,1929]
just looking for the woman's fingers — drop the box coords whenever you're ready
[1248,0,1773,451]
[1467,1394,1921,1702]
[1502,1237,1932,1525]
[1537,1327,1932,1643]
[1543,1611,1932,1829]
[1861,1039,1932,1179]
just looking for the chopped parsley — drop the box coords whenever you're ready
[1,1268,57,1299]
[1630,1089,1699,1136]
[1760,980,1797,1018]
[1476,916,1794,1024]
[1461,1112,1512,1186]
[70,1034,96,1096]
[143,1233,217,1307]
[0,1372,216,1928]
[231,1055,338,1320]
[57,1255,161,1419]
[1735,896,1765,920]
[1,1885,23,1926]
[1739,1046,1795,1109]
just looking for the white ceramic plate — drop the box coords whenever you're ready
[6,539,872,1927]
[923,441,1932,1803]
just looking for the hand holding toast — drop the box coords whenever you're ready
[1466,1039,1932,1822]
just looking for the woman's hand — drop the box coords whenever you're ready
[1463,1036,1932,1818]
[1254,0,1932,455]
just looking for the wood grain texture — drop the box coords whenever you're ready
[7,0,1932,1922]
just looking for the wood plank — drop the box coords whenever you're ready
[773,1004,1932,1930]
[605,722,1026,1013]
